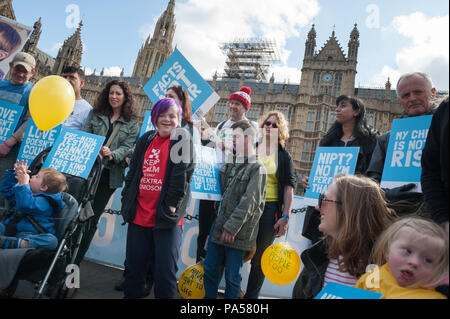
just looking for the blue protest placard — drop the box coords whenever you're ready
[42,127,105,179]
[190,144,221,201]
[0,101,23,143]
[314,282,383,299]
[139,110,154,137]
[17,119,61,164]
[380,115,432,192]
[304,147,359,206]
[143,48,220,119]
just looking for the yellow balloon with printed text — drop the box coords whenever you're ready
[261,243,301,285]
[178,263,205,299]
[29,75,75,131]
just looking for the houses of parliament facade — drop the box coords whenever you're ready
[1,0,420,192]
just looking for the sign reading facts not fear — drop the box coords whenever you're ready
[143,48,220,119]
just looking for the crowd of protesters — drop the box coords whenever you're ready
[0,55,448,299]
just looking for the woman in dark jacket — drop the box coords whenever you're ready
[301,95,378,244]
[121,98,195,299]
[244,110,297,299]
[293,174,395,299]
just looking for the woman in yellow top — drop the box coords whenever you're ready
[356,216,448,299]
[244,111,297,299]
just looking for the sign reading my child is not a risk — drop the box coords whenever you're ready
[143,48,220,119]
[190,144,221,201]
[17,119,61,164]
[0,101,23,143]
[380,115,432,192]
[304,147,359,206]
[42,127,105,179]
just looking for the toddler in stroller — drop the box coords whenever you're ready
[0,161,67,250]
[0,148,103,299]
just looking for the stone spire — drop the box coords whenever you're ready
[348,23,359,62]
[22,17,42,55]
[132,0,176,78]
[304,24,316,60]
[52,20,84,74]
[385,77,391,100]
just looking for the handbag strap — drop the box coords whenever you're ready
[105,122,122,148]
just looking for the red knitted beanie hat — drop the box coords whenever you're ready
[228,87,251,110]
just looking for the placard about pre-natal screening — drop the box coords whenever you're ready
[0,101,23,143]
[190,144,221,201]
[43,127,105,179]
[143,48,220,119]
[17,119,61,164]
[380,115,432,192]
[304,147,359,206]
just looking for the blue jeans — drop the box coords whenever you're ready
[203,225,244,299]
[0,223,58,249]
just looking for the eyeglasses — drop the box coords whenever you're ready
[318,193,342,209]
[264,121,278,128]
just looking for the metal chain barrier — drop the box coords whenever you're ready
[103,206,309,220]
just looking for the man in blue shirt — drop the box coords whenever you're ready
[0,52,35,208]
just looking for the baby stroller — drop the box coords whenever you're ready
[0,147,103,299]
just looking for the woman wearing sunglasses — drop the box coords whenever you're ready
[302,95,379,244]
[243,110,297,299]
[292,174,396,299]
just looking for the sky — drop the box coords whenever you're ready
[11,0,449,91]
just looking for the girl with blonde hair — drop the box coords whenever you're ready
[356,216,448,299]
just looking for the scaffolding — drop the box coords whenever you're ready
[220,38,280,82]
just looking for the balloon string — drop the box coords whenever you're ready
[284,223,289,243]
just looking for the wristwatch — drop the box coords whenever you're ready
[281,215,289,221]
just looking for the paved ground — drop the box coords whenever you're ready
[6,260,162,299]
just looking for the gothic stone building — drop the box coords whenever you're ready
[3,0,432,193]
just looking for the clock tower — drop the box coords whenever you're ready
[299,24,359,97]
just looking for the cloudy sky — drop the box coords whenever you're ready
[11,0,449,90]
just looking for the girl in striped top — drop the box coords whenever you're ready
[293,174,396,299]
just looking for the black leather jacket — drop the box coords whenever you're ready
[292,240,329,299]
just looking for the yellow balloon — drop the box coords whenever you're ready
[29,75,75,131]
[261,243,301,285]
[178,263,205,299]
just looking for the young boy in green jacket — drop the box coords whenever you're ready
[203,120,267,299]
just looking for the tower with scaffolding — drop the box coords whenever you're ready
[220,38,280,82]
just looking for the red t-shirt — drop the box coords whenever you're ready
[133,135,171,227]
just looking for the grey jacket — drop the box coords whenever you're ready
[210,156,267,252]
[82,111,139,189]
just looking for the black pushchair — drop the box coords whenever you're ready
[0,147,103,299]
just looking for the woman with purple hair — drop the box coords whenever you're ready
[121,98,195,299]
